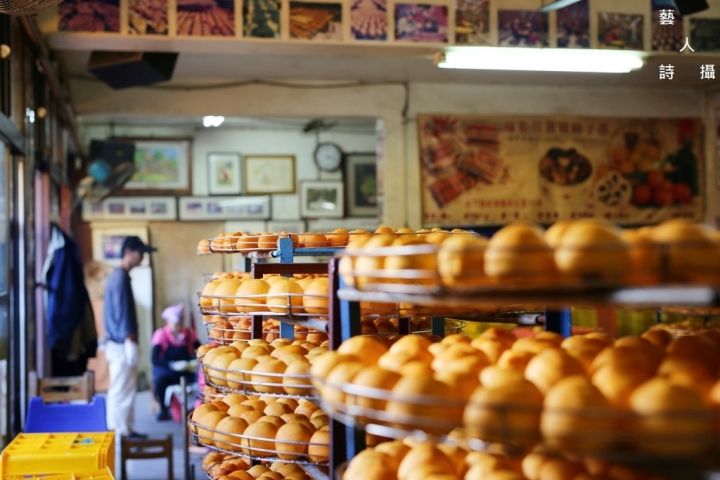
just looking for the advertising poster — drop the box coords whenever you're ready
[418,115,703,226]
[651,0,682,51]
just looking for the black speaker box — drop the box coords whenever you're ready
[673,0,709,15]
[88,51,178,90]
[89,140,136,166]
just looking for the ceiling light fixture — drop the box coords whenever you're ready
[538,0,582,12]
[203,116,225,127]
[436,48,646,74]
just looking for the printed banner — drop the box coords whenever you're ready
[418,115,703,226]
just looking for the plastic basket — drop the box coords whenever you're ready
[0,433,114,478]
[4,467,114,479]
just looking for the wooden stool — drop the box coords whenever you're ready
[121,434,173,480]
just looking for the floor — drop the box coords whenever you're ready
[117,390,206,480]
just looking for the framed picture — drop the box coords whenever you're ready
[267,220,306,233]
[344,153,378,217]
[82,197,177,222]
[300,181,344,218]
[91,226,151,267]
[244,156,296,194]
[178,196,271,221]
[208,153,242,195]
[118,138,192,195]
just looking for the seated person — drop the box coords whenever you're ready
[151,303,199,421]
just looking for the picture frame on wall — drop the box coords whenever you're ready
[178,196,271,221]
[118,137,192,195]
[91,226,151,267]
[267,220,306,233]
[300,181,344,218]
[244,155,296,194]
[344,153,378,217]
[81,197,177,222]
[208,152,242,195]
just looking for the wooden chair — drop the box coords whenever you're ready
[38,371,94,403]
[121,434,174,480]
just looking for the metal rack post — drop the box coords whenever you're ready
[544,309,572,337]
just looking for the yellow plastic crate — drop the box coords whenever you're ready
[4,467,114,480]
[0,433,114,478]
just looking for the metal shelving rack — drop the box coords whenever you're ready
[325,255,720,479]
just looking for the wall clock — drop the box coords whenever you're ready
[314,142,344,172]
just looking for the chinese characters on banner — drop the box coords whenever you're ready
[418,115,703,226]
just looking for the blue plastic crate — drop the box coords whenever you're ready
[25,396,107,433]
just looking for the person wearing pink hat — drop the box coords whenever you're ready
[151,303,199,421]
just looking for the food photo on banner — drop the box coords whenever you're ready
[497,9,548,47]
[651,0,682,51]
[455,0,489,45]
[417,115,703,226]
[556,0,589,48]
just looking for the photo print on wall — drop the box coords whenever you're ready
[59,0,120,32]
[395,3,448,43]
[244,0,281,38]
[598,13,644,50]
[651,0,682,51]
[556,0,589,48]
[455,0,489,45]
[351,0,387,40]
[177,0,235,36]
[290,2,343,40]
[497,9,548,47]
[129,0,168,34]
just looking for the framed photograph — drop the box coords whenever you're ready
[300,181,344,218]
[244,156,296,194]
[178,196,271,221]
[208,153,242,195]
[345,154,378,217]
[267,220,306,233]
[177,0,234,36]
[245,0,280,38]
[119,138,192,195]
[82,197,177,221]
[91,226,151,267]
[59,0,120,32]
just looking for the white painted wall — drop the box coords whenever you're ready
[80,124,378,220]
[74,81,706,228]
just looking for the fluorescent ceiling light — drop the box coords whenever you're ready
[203,116,225,127]
[539,0,582,12]
[437,48,645,74]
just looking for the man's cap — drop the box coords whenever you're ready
[121,236,157,254]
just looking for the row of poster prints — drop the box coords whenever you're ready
[58,0,720,50]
